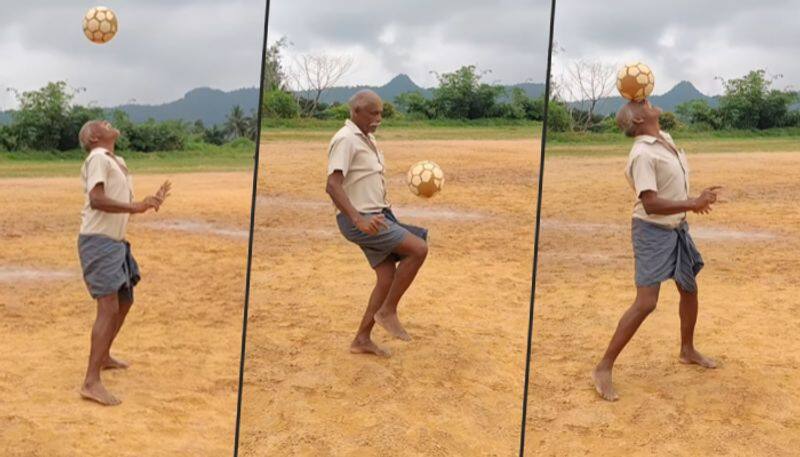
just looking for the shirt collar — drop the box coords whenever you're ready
[89,146,111,156]
[634,130,673,145]
[634,134,658,144]
[345,119,375,141]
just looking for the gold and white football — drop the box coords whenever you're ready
[407,160,444,198]
[83,7,118,44]
[617,62,654,102]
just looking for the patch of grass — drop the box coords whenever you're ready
[261,118,543,142]
[0,142,255,178]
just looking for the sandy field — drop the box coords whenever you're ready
[0,171,251,456]
[526,150,800,456]
[238,138,541,455]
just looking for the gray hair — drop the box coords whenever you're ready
[348,89,381,114]
[616,103,639,137]
[78,120,103,152]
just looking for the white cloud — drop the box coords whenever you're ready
[552,0,800,95]
[0,0,265,110]
[268,0,552,88]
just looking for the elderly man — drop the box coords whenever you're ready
[326,89,428,357]
[77,120,171,405]
[592,100,720,401]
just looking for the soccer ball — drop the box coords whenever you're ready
[82,7,118,44]
[407,160,444,198]
[617,62,654,102]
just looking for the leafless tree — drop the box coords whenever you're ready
[558,59,617,131]
[288,53,354,116]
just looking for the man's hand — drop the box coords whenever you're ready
[355,214,388,236]
[130,199,159,214]
[156,180,172,202]
[691,186,722,214]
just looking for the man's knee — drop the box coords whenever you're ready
[416,241,428,260]
[634,298,657,315]
[97,294,120,315]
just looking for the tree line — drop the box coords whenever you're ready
[0,81,258,153]
[551,60,799,133]
[262,38,799,134]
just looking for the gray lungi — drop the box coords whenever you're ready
[336,208,428,268]
[631,218,704,293]
[78,234,141,305]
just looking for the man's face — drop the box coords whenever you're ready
[100,121,121,140]
[353,100,383,134]
[640,99,662,122]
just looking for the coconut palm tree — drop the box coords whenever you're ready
[224,105,249,139]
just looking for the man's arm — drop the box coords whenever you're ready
[89,184,160,214]
[325,171,386,235]
[640,186,720,215]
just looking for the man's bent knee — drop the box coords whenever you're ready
[416,241,428,260]
[634,299,657,315]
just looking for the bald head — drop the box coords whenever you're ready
[349,89,383,134]
[349,89,382,114]
[616,102,643,137]
[79,120,106,152]
[79,120,119,152]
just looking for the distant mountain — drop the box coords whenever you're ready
[297,74,432,105]
[0,87,260,127]
[296,73,546,105]
[570,81,719,116]
[7,79,783,127]
[111,87,260,125]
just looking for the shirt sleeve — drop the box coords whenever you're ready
[327,137,354,177]
[85,155,109,193]
[629,151,658,198]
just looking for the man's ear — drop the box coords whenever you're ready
[632,115,645,125]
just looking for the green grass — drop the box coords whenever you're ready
[546,128,800,157]
[3,124,799,177]
[261,118,543,141]
[0,142,255,178]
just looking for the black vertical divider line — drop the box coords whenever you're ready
[233,0,271,455]
[519,0,556,455]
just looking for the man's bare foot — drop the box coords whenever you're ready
[679,349,717,368]
[592,367,619,402]
[350,338,391,357]
[374,310,411,341]
[80,381,121,406]
[102,355,130,370]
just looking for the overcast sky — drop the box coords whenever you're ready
[2,1,796,111]
[268,0,552,89]
[0,0,265,110]
[553,0,800,96]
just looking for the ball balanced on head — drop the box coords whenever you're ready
[83,6,118,44]
[407,160,444,198]
[617,62,654,102]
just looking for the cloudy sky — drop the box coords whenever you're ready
[268,0,553,89]
[3,0,796,111]
[0,0,265,110]
[553,0,800,96]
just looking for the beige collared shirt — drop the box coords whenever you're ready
[79,147,134,241]
[624,131,690,229]
[327,119,390,214]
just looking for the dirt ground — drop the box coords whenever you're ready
[0,171,251,456]
[526,151,800,456]
[238,138,541,455]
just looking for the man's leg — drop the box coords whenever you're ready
[350,259,395,357]
[676,283,717,368]
[374,233,428,341]
[81,293,122,405]
[592,285,660,401]
[103,297,132,369]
